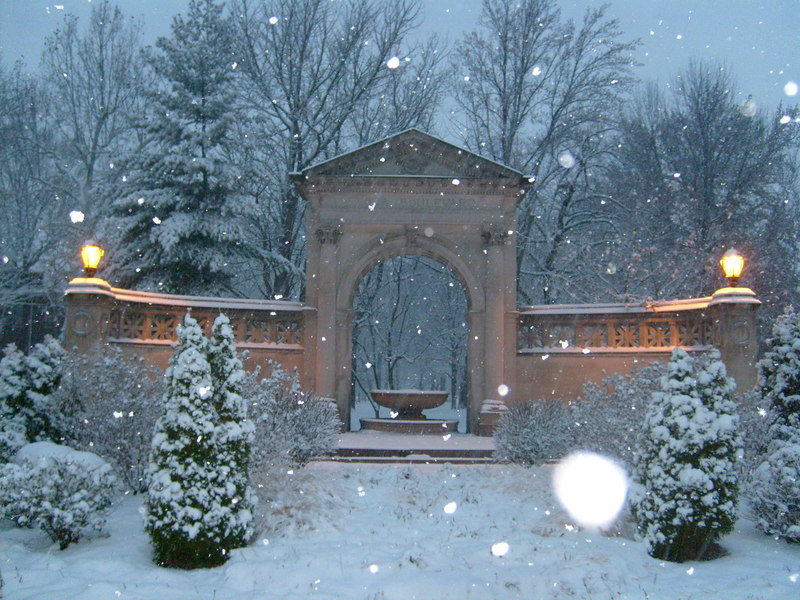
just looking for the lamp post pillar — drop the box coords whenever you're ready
[63,278,114,356]
[708,287,761,392]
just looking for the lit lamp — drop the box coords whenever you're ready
[80,243,104,278]
[720,248,744,288]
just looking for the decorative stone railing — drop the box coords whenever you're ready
[518,297,719,353]
[514,290,761,400]
[64,278,312,381]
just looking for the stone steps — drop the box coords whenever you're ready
[325,431,496,464]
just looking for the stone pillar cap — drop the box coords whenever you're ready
[708,286,761,306]
[65,278,114,297]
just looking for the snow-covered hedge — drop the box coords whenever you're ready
[0,442,117,550]
[0,337,66,461]
[56,349,164,493]
[632,348,741,562]
[493,398,571,465]
[571,363,664,470]
[246,362,340,469]
[750,307,800,542]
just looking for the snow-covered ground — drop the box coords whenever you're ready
[3,462,798,600]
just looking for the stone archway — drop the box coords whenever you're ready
[292,129,528,432]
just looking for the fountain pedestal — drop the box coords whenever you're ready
[360,389,458,434]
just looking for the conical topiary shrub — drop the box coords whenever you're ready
[632,348,740,561]
[145,313,252,568]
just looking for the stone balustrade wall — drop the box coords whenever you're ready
[514,294,759,402]
[64,279,312,384]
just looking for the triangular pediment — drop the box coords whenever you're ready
[299,129,522,180]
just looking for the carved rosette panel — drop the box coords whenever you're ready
[245,319,272,344]
[276,320,302,345]
[151,314,178,341]
[518,314,713,352]
[119,313,146,340]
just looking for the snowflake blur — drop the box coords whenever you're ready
[552,451,628,529]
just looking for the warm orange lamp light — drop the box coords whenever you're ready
[80,244,104,278]
[720,248,744,287]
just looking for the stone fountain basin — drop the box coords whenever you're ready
[371,389,449,419]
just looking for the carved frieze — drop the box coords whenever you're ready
[518,315,714,352]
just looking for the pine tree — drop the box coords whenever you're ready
[107,0,244,294]
[751,307,800,541]
[145,313,239,568]
[633,348,740,561]
[207,313,255,548]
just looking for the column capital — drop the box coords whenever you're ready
[481,225,509,246]
[315,224,342,245]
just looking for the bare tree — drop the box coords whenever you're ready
[351,257,468,416]
[0,62,67,347]
[230,0,444,299]
[452,0,638,303]
[608,61,800,314]
[40,0,147,225]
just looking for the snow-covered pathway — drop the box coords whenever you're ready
[2,463,798,599]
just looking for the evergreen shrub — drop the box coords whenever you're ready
[632,348,741,561]
[750,307,800,542]
[145,314,254,569]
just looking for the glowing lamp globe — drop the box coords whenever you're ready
[720,248,744,288]
[80,244,104,278]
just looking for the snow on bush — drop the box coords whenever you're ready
[632,348,741,562]
[571,362,664,470]
[145,314,254,569]
[244,362,340,536]
[0,337,66,460]
[207,314,256,542]
[750,307,800,542]
[55,348,165,493]
[246,362,340,470]
[493,398,571,465]
[736,389,775,483]
[0,441,117,549]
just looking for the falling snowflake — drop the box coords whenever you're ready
[491,542,509,557]
[386,56,400,69]
[558,151,575,168]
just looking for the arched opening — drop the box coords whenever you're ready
[349,255,469,431]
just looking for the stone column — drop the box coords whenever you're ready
[334,308,354,431]
[63,278,115,356]
[314,225,342,404]
[708,287,761,392]
[478,227,509,435]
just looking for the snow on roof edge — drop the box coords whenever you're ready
[298,128,524,178]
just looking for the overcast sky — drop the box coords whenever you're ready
[1,0,798,114]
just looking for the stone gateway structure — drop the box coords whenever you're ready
[64,129,761,435]
[293,129,526,433]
